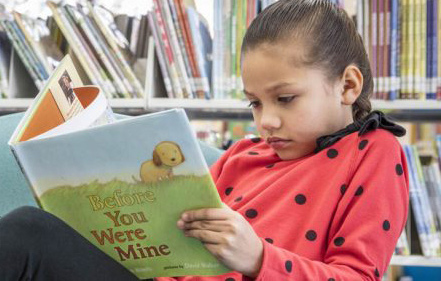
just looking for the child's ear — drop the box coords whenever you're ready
[340,65,363,105]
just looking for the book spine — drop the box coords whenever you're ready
[212,0,222,99]
[229,0,237,99]
[384,0,390,100]
[176,0,207,99]
[420,0,427,100]
[83,14,137,98]
[0,20,43,89]
[152,0,184,98]
[378,0,384,100]
[427,0,433,99]
[186,7,212,100]
[147,12,174,98]
[47,2,112,98]
[403,145,431,256]
[430,0,438,99]
[158,0,193,98]
[412,145,439,256]
[86,3,144,97]
[66,6,130,98]
[10,21,48,80]
[438,0,441,99]
[60,5,118,98]
[390,0,398,100]
[168,0,196,97]
[223,0,232,99]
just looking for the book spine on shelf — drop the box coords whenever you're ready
[157,0,193,98]
[65,5,131,98]
[168,0,196,97]
[47,2,112,98]
[86,3,144,97]
[152,0,184,98]
[0,20,43,89]
[147,12,174,99]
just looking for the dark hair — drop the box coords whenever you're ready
[241,0,372,122]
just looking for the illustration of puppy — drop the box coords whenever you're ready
[137,141,185,183]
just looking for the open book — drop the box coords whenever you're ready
[8,55,230,279]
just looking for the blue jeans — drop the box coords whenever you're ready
[0,206,152,281]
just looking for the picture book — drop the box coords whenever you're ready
[8,55,230,279]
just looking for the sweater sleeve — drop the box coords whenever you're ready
[250,133,409,281]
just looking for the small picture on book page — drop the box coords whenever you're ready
[51,70,84,120]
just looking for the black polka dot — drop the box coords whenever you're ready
[225,278,235,281]
[396,164,403,175]
[334,237,345,246]
[383,220,391,231]
[265,238,274,244]
[340,184,347,195]
[305,230,317,241]
[251,137,262,143]
[358,139,369,150]
[245,209,258,218]
[327,149,338,159]
[225,187,233,196]
[248,151,259,155]
[355,186,364,196]
[328,279,336,281]
[295,194,307,205]
[266,163,275,168]
[285,260,293,273]
[375,268,380,277]
[234,196,243,202]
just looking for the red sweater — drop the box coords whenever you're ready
[157,128,409,281]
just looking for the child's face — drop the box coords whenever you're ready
[241,44,353,160]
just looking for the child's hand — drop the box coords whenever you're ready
[177,204,263,278]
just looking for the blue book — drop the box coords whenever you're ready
[389,0,399,100]
[403,145,431,256]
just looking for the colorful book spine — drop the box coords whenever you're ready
[390,0,399,100]
[174,0,205,98]
[167,0,196,97]
[158,0,193,98]
[0,20,43,88]
[147,12,174,98]
[186,7,212,100]
[403,144,431,256]
[86,3,144,97]
[152,0,184,98]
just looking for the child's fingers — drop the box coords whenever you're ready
[184,229,224,244]
[178,219,229,232]
[181,208,231,222]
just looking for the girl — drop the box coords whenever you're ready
[0,0,408,280]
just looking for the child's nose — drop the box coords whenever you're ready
[260,108,282,131]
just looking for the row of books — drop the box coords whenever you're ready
[46,2,144,99]
[356,0,441,101]
[149,0,212,99]
[0,2,147,100]
[394,121,441,257]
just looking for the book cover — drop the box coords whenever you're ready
[8,55,230,279]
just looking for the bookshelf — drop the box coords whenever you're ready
[1,0,441,278]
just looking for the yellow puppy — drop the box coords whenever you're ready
[139,141,185,183]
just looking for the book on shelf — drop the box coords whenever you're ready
[46,1,145,99]
[356,0,441,100]
[7,54,231,279]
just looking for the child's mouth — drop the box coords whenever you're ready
[267,138,291,149]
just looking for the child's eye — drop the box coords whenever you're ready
[247,100,261,108]
[278,96,296,103]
